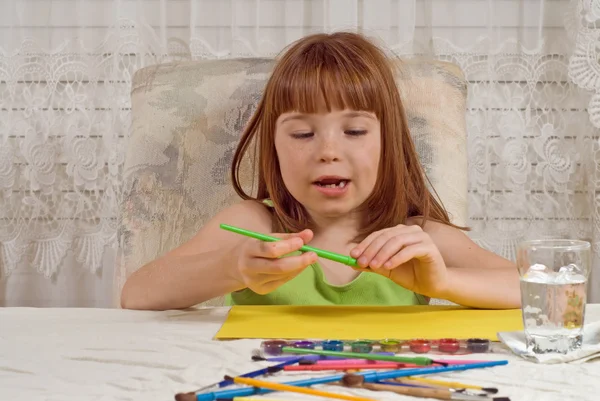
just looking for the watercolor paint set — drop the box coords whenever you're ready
[260,337,492,356]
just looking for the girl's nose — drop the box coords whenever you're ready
[320,150,339,162]
[318,135,341,162]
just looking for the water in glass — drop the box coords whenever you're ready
[517,240,590,354]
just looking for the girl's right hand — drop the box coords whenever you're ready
[234,229,317,294]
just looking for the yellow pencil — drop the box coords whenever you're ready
[233,398,303,401]
[401,377,498,393]
[231,376,377,401]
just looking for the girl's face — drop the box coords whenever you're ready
[274,108,381,221]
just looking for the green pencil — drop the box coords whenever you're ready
[219,223,360,268]
[280,346,433,366]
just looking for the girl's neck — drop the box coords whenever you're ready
[309,213,361,246]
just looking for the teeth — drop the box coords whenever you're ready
[318,180,347,188]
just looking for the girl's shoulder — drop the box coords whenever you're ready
[227,198,274,219]
[221,198,276,231]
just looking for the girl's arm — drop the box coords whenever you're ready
[439,266,520,309]
[120,200,273,310]
[421,220,521,309]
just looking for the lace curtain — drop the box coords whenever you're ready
[0,0,598,306]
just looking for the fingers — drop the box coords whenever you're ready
[273,229,314,243]
[385,242,443,276]
[243,251,317,294]
[256,237,303,259]
[350,228,391,259]
[246,250,317,275]
[237,228,316,294]
[385,243,430,269]
[352,225,423,269]
[254,229,313,259]
[386,244,447,294]
[249,272,303,295]
[295,229,314,244]
[371,232,429,269]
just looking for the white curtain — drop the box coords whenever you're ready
[1,0,598,307]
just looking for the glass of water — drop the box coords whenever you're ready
[517,239,591,354]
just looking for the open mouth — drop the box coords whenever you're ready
[313,178,350,188]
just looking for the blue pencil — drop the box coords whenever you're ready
[219,357,304,387]
[187,357,304,394]
[194,360,509,401]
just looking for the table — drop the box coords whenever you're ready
[1,306,599,401]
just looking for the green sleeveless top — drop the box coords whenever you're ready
[224,200,428,306]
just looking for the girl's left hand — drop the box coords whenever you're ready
[349,224,449,298]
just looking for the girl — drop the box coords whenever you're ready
[120,32,521,311]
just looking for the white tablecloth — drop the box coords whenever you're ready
[1,306,599,401]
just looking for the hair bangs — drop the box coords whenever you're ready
[268,45,384,118]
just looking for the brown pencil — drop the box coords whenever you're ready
[340,374,510,401]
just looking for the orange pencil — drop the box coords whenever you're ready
[230,376,377,401]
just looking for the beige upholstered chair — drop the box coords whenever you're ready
[114,58,468,307]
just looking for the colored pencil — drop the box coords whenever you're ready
[400,377,499,393]
[185,358,303,394]
[284,362,405,371]
[193,360,509,400]
[342,380,491,401]
[233,398,303,401]
[230,376,376,401]
[219,358,305,386]
[220,224,359,268]
[432,359,489,365]
[280,346,433,366]
[315,358,409,365]
[254,352,395,363]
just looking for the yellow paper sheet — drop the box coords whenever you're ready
[215,305,523,341]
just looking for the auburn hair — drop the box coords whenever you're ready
[231,32,465,240]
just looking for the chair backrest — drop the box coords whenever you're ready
[114,58,468,307]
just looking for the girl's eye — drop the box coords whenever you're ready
[345,130,368,136]
[291,132,314,139]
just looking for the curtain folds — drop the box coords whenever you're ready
[0,0,597,306]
